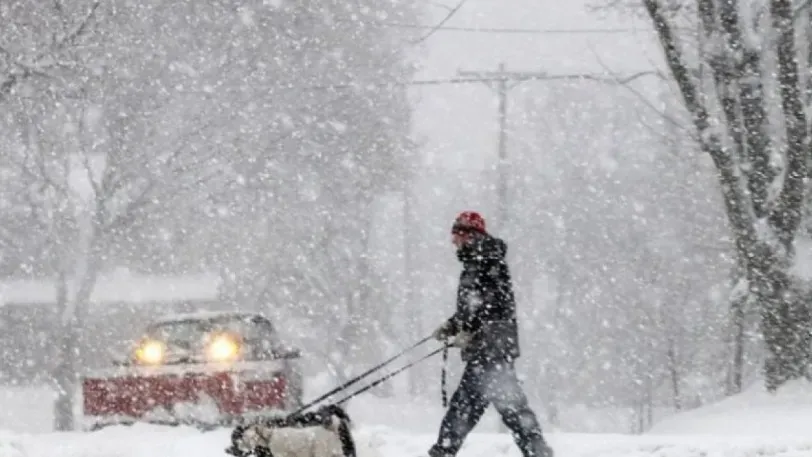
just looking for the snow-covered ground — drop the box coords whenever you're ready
[3,380,812,457]
[648,380,812,436]
[14,426,812,457]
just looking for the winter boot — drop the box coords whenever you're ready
[427,444,455,457]
[526,440,554,457]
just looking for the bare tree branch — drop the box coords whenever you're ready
[645,0,709,127]
[589,44,691,138]
[411,0,468,44]
[699,0,747,166]
[102,180,155,233]
[792,0,812,19]
[0,0,101,100]
[716,0,773,218]
[50,0,100,53]
[768,0,809,249]
[645,0,761,262]
[75,100,103,201]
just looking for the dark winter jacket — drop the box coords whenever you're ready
[444,233,520,363]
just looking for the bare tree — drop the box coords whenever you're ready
[1,86,226,429]
[1,1,239,429]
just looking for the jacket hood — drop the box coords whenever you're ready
[457,233,507,263]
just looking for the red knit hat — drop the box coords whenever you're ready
[452,211,487,234]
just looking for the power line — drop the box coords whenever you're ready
[305,72,656,91]
[175,72,663,103]
[175,72,659,99]
[384,22,655,35]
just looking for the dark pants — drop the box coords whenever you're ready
[429,359,551,457]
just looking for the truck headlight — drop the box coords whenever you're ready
[135,339,166,365]
[206,333,240,362]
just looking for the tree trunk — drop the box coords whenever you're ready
[727,257,749,394]
[666,337,682,411]
[632,385,653,435]
[645,377,653,431]
[52,265,100,431]
[52,222,102,431]
[52,270,73,432]
[753,251,811,390]
[729,289,746,394]
[759,0,811,390]
[698,0,745,160]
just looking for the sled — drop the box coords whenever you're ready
[226,404,356,457]
[225,336,446,457]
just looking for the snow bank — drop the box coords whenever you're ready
[0,386,55,433]
[649,380,812,436]
[0,431,25,457]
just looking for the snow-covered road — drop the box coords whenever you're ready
[7,425,812,457]
[5,381,812,457]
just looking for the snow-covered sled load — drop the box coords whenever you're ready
[79,311,304,430]
[226,404,356,457]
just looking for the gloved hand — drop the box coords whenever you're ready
[432,321,455,341]
[450,331,472,348]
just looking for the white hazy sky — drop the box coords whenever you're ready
[410,0,665,170]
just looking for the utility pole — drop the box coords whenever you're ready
[457,63,532,230]
[457,62,654,231]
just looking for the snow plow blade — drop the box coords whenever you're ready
[79,311,304,431]
[81,362,292,431]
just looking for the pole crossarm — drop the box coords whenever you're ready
[457,68,655,90]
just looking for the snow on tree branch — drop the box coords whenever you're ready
[0,0,100,100]
[767,0,809,251]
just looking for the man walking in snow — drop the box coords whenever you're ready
[429,211,553,457]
